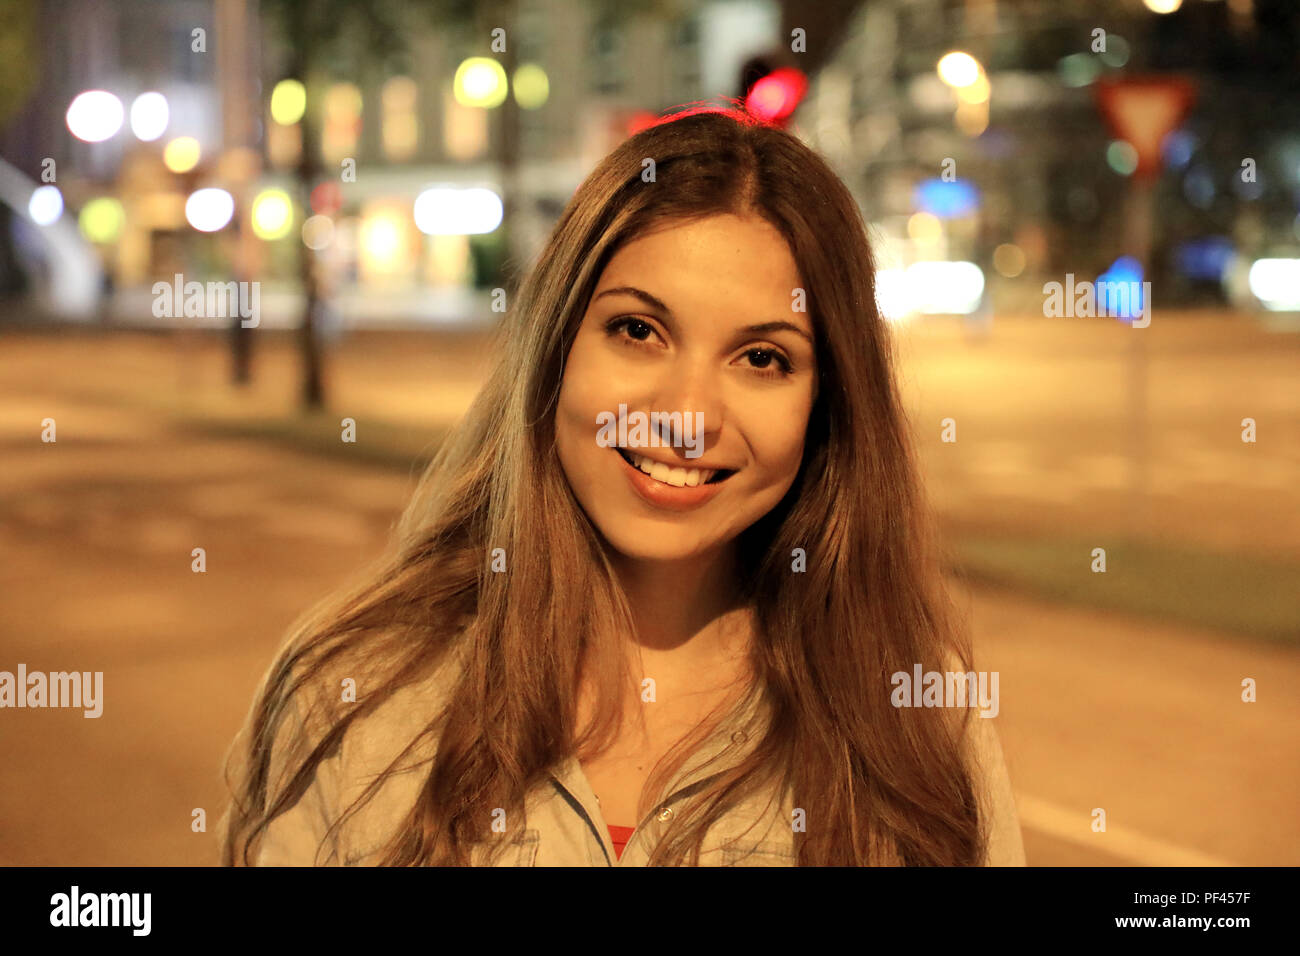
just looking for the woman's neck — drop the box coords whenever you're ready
[606,546,753,685]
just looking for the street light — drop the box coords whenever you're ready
[936,52,981,89]
[185,188,234,232]
[129,92,169,141]
[163,137,201,174]
[66,90,124,143]
[270,79,306,125]
[454,58,507,109]
[28,186,64,226]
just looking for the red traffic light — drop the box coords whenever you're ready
[744,67,808,123]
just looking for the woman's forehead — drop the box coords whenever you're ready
[593,216,804,314]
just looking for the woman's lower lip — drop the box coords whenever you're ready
[616,450,727,511]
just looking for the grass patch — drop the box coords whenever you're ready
[947,532,1300,644]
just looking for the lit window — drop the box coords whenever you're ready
[322,83,363,163]
[382,76,419,161]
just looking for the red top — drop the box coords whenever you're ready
[607,824,636,860]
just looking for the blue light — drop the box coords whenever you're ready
[1161,129,1196,170]
[1174,237,1234,281]
[914,178,980,219]
[1096,256,1144,322]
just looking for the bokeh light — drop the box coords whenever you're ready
[413,187,503,235]
[302,215,335,250]
[454,58,508,108]
[1106,140,1139,176]
[361,213,402,263]
[937,52,981,88]
[1057,53,1100,88]
[993,243,1027,278]
[129,92,169,141]
[251,189,294,240]
[28,186,64,226]
[310,181,343,215]
[66,90,124,143]
[745,67,809,123]
[907,211,943,244]
[163,137,201,173]
[513,64,549,109]
[1100,35,1131,68]
[270,79,307,125]
[185,188,234,232]
[78,198,125,243]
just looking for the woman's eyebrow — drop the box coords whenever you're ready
[742,321,814,346]
[593,286,670,313]
[593,287,814,346]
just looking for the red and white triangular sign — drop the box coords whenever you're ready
[1095,77,1196,179]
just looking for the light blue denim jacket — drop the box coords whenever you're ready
[251,640,1026,867]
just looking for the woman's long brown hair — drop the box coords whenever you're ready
[220,105,983,866]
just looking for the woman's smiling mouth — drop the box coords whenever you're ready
[614,447,734,487]
[613,447,736,511]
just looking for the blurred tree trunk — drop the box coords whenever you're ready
[288,44,325,410]
[261,0,496,408]
[485,0,523,291]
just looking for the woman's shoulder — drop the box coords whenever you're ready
[341,642,468,773]
[254,628,472,864]
[270,624,471,778]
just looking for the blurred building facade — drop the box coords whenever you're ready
[0,0,805,325]
[2,0,1297,325]
[798,0,1300,316]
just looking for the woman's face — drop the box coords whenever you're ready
[555,212,817,563]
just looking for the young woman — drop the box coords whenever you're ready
[220,105,1026,867]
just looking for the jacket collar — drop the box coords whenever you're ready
[547,676,771,832]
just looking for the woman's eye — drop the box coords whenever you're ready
[624,319,653,341]
[742,348,793,377]
[605,317,659,345]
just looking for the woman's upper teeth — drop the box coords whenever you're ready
[627,450,716,488]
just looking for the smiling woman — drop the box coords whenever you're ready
[220,105,1025,867]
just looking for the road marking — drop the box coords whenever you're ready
[1015,792,1239,866]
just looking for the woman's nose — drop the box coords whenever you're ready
[648,359,725,458]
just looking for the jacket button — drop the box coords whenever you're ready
[657,806,674,822]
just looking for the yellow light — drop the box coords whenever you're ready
[251,189,294,240]
[956,73,990,104]
[454,57,507,108]
[79,198,125,243]
[163,136,201,173]
[270,79,307,125]
[955,99,989,136]
[361,215,401,263]
[1143,0,1183,13]
[513,63,549,109]
[907,212,942,245]
[382,76,419,160]
[937,51,982,88]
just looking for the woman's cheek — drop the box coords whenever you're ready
[742,398,811,474]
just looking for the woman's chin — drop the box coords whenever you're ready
[598,524,722,564]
